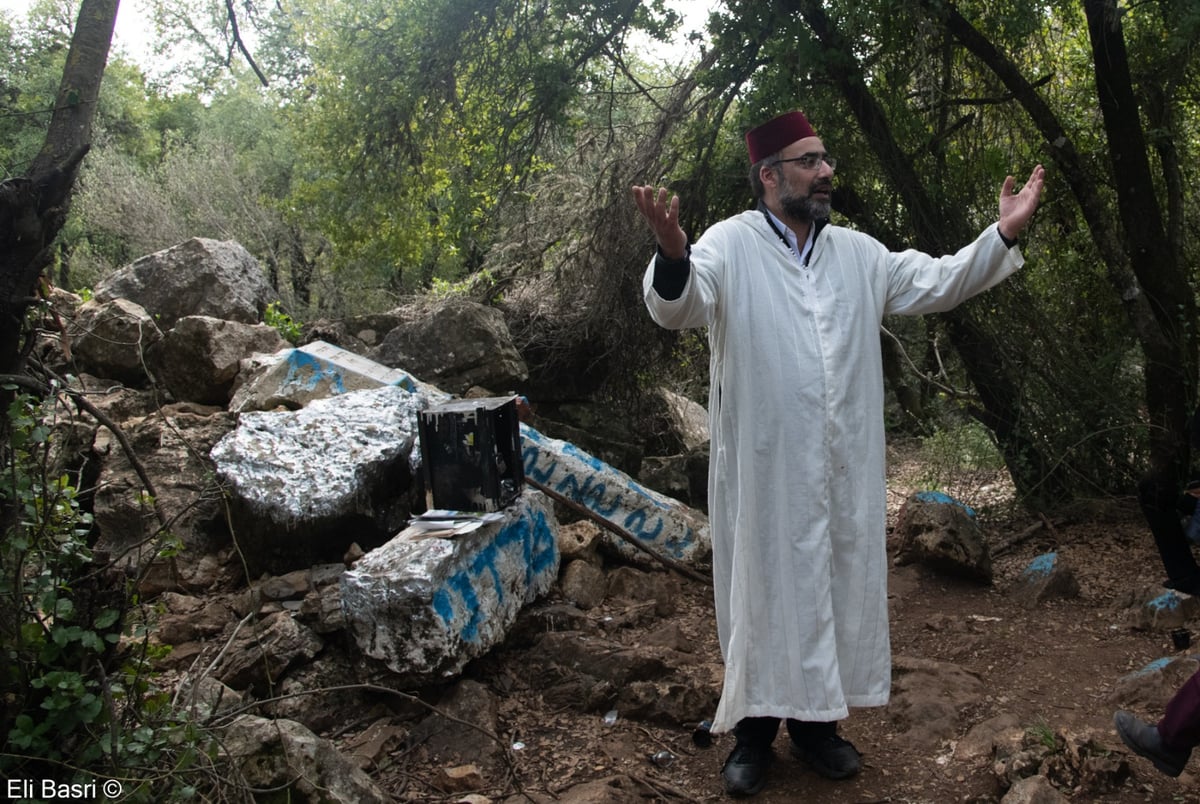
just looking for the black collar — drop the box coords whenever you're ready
[757,203,828,266]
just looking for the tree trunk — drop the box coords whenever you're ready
[1083,0,1196,487]
[940,307,1068,503]
[0,0,118,375]
[288,225,314,307]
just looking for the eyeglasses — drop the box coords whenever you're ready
[773,152,837,170]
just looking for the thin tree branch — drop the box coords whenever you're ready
[224,0,268,86]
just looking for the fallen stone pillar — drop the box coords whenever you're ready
[520,425,710,566]
[340,490,559,682]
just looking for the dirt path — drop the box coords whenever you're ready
[384,443,1200,802]
[540,523,1196,803]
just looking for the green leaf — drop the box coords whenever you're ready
[95,608,120,629]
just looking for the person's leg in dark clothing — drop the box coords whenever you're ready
[786,719,861,779]
[1114,668,1200,778]
[1159,667,1200,751]
[721,717,779,796]
[1138,474,1200,594]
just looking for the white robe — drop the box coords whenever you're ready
[642,210,1022,732]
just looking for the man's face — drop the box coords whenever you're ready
[772,137,834,221]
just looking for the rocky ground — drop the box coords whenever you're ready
[358,439,1200,803]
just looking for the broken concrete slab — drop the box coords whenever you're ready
[340,489,559,683]
[521,425,710,567]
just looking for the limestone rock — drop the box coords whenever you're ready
[374,298,528,396]
[560,559,607,609]
[221,715,389,804]
[893,490,993,583]
[211,610,324,692]
[94,237,278,329]
[68,297,162,385]
[148,315,288,405]
[1010,551,1081,608]
[1000,775,1070,803]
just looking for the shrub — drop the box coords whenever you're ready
[0,390,226,800]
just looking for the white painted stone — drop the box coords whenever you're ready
[230,340,445,413]
[212,385,428,524]
[340,490,560,681]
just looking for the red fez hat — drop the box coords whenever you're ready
[745,111,817,163]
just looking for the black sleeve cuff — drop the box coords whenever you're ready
[998,229,1019,249]
[652,244,691,301]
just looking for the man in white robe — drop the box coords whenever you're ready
[632,110,1045,797]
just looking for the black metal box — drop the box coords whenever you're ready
[417,396,524,512]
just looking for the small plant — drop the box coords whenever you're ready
[1025,719,1061,751]
[264,300,303,343]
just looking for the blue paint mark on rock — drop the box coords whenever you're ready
[432,587,454,627]
[525,510,557,576]
[1133,657,1172,676]
[431,504,559,645]
[522,430,701,559]
[914,490,977,518]
[1022,552,1057,579]
[563,441,606,472]
[1149,592,1182,612]
[284,350,346,394]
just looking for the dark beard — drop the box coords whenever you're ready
[781,192,831,221]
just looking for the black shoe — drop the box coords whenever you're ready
[790,733,862,779]
[721,742,772,796]
[1114,710,1192,777]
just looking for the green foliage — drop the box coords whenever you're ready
[7,0,1200,513]
[54,68,315,309]
[682,0,1200,506]
[285,0,680,297]
[917,420,1006,488]
[0,3,70,177]
[663,329,711,407]
[64,146,188,284]
[264,300,302,343]
[0,392,222,798]
[429,268,499,299]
